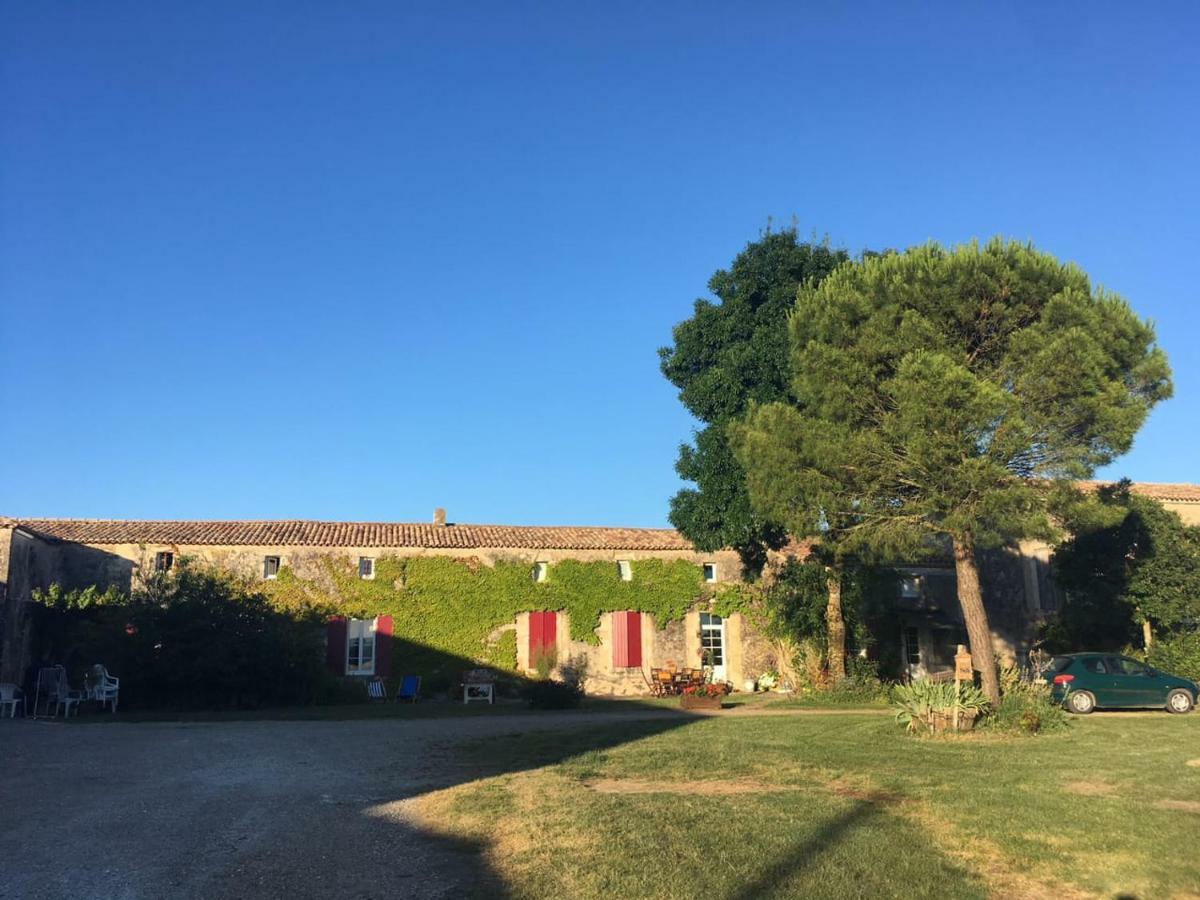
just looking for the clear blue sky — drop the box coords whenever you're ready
[2,3,1197,527]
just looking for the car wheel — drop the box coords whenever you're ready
[1166,689,1194,714]
[1067,690,1096,714]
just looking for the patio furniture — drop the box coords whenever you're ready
[396,675,421,703]
[462,668,496,704]
[87,664,120,713]
[366,677,388,701]
[654,668,678,696]
[33,666,85,718]
[0,683,23,718]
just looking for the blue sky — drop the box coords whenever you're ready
[2,3,1197,527]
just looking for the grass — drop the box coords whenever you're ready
[411,712,1200,899]
[66,691,773,723]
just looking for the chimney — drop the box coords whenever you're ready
[433,508,447,527]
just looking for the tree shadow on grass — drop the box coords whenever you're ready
[722,793,987,900]
[727,801,882,900]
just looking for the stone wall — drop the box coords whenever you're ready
[0,528,67,681]
[57,541,744,588]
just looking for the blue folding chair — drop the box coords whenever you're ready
[396,675,421,703]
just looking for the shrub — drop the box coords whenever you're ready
[985,664,1068,734]
[1147,631,1200,683]
[33,562,330,710]
[526,678,583,709]
[526,654,586,709]
[891,680,989,734]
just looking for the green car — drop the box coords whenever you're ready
[1046,653,1198,714]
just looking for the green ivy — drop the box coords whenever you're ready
[266,556,707,675]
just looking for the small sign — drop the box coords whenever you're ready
[954,645,973,682]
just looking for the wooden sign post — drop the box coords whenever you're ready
[953,644,973,733]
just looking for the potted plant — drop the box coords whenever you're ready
[892,680,990,734]
[680,683,726,710]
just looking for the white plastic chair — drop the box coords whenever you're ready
[34,666,84,718]
[0,683,23,718]
[88,664,120,713]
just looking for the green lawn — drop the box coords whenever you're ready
[415,712,1200,899]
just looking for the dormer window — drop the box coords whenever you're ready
[617,560,633,581]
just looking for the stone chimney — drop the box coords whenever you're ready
[433,508,447,527]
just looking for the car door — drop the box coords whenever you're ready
[1076,656,1115,706]
[1106,656,1161,707]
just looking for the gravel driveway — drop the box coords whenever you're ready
[0,710,686,900]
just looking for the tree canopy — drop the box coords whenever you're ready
[732,238,1172,700]
[1050,483,1200,651]
[659,228,848,573]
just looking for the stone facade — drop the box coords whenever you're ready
[3,482,1196,690]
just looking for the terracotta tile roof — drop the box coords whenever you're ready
[1078,481,1200,503]
[10,480,1195,550]
[13,519,697,551]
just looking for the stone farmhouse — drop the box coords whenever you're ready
[2,482,1197,694]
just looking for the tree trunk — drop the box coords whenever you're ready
[952,534,1000,705]
[826,564,846,683]
[1142,617,1153,651]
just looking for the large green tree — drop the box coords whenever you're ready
[1050,482,1200,652]
[660,230,854,677]
[732,239,1171,702]
[659,229,848,576]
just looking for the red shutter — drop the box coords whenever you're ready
[613,611,642,668]
[326,616,347,675]
[375,615,393,677]
[529,611,557,665]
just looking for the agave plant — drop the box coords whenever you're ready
[892,679,990,733]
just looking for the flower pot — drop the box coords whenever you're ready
[680,694,724,711]
[743,679,757,693]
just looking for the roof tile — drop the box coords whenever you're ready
[14,518,696,551]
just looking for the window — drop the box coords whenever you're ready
[154,551,174,572]
[903,627,921,666]
[1111,657,1149,676]
[899,575,923,599]
[1082,657,1108,675]
[358,557,375,580]
[532,562,548,583]
[699,612,724,666]
[263,556,280,580]
[702,563,717,583]
[346,618,377,675]
[1048,656,1074,674]
[617,560,632,582]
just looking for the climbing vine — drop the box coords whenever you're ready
[265,555,707,677]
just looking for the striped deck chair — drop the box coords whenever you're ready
[366,677,388,702]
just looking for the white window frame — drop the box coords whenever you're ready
[264,556,281,580]
[617,560,633,582]
[532,562,548,583]
[359,557,375,580]
[154,551,174,572]
[346,617,377,676]
[703,562,717,583]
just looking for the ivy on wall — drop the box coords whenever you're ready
[265,556,710,674]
